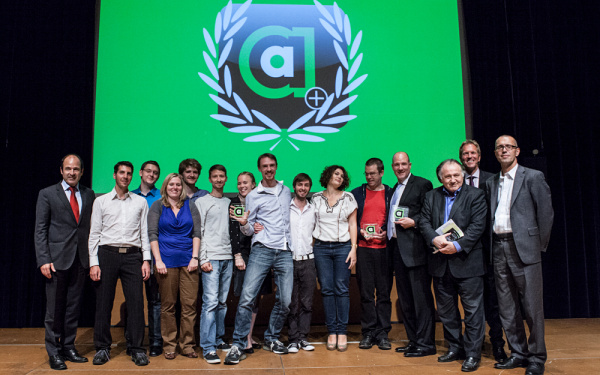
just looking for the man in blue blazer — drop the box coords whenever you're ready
[420,159,487,372]
[35,154,95,370]
[486,136,553,375]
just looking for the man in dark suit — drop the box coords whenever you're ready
[420,159,487,372]
[460,140,507,362]
[35,154,95,370]
[386,152,436,357]
[486,135,553,375]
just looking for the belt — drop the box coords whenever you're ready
[293,254,314,261]
[100,245,141,254]
[493,233,514,242]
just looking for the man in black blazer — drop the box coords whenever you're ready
[35,154,95,370]
[460,140,507,362]
[486,136,553,375]
[386,152,436,357]
[420,159,487,372]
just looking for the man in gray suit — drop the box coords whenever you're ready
[35,154,95,370]
[460,140,507,362]
[486,135,553,375]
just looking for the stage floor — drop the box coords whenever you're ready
[1,319,599,374]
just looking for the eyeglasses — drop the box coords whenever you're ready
[495,144,518,151]
[364,172,380,177]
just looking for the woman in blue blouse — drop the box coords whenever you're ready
[148,173,202,359]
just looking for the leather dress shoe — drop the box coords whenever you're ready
[60,349,88,363]
[149,346,162,357]
[525,362,545,375]
[395,342,416,353]
[92,349,110,365]
[377,338,392,350]
[404,347,437,357]
[131,352,149,366]
[494,355,528,369]
[359,335,374,349]
[49,355,67,370]
[438,350,466,362]
[492,345,508,362]
[461,357,480,372]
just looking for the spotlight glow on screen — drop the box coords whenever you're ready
[93,0,466,192]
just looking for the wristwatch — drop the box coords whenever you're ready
[192,256,199,261]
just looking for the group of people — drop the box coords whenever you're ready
[34,135,553,375]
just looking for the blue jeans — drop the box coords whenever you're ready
[232,244,293,348]
[313,240,352,334]
[200,260,233,353]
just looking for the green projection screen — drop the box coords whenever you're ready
[93,0,466,192]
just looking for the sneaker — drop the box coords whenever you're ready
[263,340,288,355]
[92,349,110,365]
[224,346,246,365]
[131,352,149,366]
[299,340,315,351]
[204,351,220,364]
[217,342,232,351]
[287,342,299,353]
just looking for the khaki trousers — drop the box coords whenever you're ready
[156,266,198,354]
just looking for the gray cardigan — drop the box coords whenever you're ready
[147,199,202,243]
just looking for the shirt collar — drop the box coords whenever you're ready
[501,164,518,180]
[257,180,283,194]
[61,180,79,192]
[290,197,312,210]
[397,173,412,187]
[466,168,480,179]
[442,186,461,198]
[110,187,132,200]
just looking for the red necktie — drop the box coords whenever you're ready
[69,186,80,223]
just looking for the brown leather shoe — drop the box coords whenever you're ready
[164,352,176,360]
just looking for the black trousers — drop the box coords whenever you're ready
[356,246,392,340]
[483,261,505,348]
[433,265,485,359]
[287,258,317,343]
[94,247,146,353]
[390,240,436,351]
[44,253,86,356]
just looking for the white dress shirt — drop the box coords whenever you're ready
[290,198,316,257]
[493,164,518,234]
[387,174,411,239]
[88,188,151,266]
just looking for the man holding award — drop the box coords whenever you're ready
[386,152,436,357]
[419,159,488,372]
[351,158,393,350]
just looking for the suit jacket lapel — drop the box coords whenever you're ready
[510,166,524,207]
[490,174,499,216]
[447,185,464,221]
[56,182,78,225]
[398,175,414,205]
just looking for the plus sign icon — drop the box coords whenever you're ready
[198,1,367,149]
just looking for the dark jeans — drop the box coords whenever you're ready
[44,254,86,356]
[356,246,392,340]
[287,258,317,343]
[145,273,163,348]
[93,247,146,353]
[313,240,351,335]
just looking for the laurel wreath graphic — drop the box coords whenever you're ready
[198,0,367,150]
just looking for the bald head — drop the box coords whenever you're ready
[494,135,520,172]
[391,152,412,182]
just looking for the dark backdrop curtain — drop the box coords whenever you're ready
[462,0,599,318]
[0,0,598,327]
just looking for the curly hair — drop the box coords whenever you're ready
[319,165,350,191]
